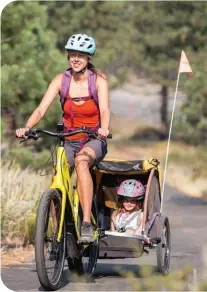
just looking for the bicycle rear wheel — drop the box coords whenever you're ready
[67,196,99,277]
[35,189,66,290]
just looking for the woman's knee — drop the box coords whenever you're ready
[75,155,89,172]
[75,148,96,169]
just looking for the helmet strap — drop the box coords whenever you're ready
[75,65,87,74]
[72,60,90,75]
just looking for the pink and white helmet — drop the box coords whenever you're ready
[117,179,145,200]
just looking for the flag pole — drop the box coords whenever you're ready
[160,50,193,213]
[160,72,180,213]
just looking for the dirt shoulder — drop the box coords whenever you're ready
[1,246,34,267]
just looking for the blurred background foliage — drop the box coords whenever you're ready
[1,1,207,165]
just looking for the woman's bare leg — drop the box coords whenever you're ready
[75,147,96,223]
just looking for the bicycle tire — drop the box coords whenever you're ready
[35,188,66,290]
[156,216,171,275]
[67,196,99,277]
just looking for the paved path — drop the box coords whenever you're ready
[110,81,185,125]
[2,184,207,291]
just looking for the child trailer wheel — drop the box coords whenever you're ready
[156,215,171,275]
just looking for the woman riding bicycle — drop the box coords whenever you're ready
[16,33,110,242]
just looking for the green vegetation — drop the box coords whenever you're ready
[8,147,55,170]
[1,1,206,148]
[1,1,63,147]
[129,2,207,137]
[121,264,207,291]
[1,161,50,247]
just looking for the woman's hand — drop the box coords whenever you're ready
[16,127,30,138]
[98,128,109,138]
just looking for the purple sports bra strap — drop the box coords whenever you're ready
[60,68,98,109]
[60,69,72,109]
[88,70,99,106]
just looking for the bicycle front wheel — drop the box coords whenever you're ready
[35,189,66,291]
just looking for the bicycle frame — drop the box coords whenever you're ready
[20,127,107,244]
[50,145,97,243]
[50,146,76,242]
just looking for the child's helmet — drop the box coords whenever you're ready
[117,179,145,200]
[65,33,96,55]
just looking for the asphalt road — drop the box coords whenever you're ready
[109,82,185,125]
[2,184,207,291]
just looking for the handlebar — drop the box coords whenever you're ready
[19,126,112,143]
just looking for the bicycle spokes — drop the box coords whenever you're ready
[43,198,63,282]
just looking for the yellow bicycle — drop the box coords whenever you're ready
[21,122,112,290]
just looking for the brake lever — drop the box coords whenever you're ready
[18,130,31,143]
[19,130,39,143]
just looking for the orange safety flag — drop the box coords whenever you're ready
[178,50,193,79]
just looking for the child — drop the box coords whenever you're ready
[110,179,145,235]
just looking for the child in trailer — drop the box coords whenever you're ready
[110,179,145,235]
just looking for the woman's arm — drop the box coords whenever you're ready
[16,74,62,137]
[96,74,110,137]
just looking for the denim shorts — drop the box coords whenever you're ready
[64,138,107,168]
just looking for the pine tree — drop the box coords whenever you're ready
[1,1,65,146]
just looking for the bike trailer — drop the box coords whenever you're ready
[92,157,170,274]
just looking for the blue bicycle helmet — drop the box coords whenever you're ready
[65,34,96,55]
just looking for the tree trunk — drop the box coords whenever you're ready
[160,85,169,139]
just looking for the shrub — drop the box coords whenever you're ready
[1,160,50,246]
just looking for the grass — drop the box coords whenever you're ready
[1,160,50,247]
[123,264,207,291]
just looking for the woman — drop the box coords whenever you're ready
[111,180,145,234]
[16,33,110,242]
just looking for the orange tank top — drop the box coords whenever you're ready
[63,96,100,140]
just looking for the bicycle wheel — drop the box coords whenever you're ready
[35,189,66,290]
[156,216,171,275]
[67,196,99,277]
